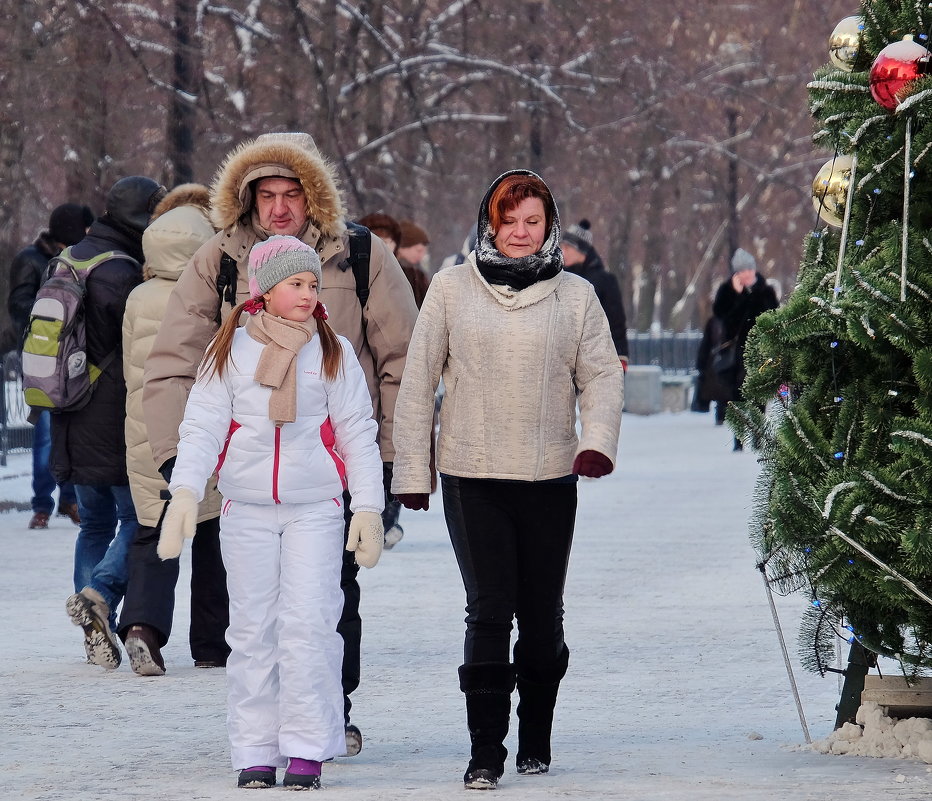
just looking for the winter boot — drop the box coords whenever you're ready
[459,662,516,789]
[283,757,322,790]
[515,644,569,775]
[125,624,166,676]
[65,587,122,669]
[237,766,276,788]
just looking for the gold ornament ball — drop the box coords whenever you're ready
[811,155,854,228]
[829,16,863,72]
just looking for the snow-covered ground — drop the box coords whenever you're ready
[3,411,932,800]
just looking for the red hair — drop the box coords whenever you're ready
[487,174,554,236]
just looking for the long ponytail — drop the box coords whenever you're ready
[200,302,246,381]
[317,316,343,381]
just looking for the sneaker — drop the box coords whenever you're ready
[65,588,121,669]
[28,511,50,530]
[237,766,276,789]
[57,502,80,525]
[516,757,549,775]
[383,524,404,550]
[464,767,501,789]
[283,758,321,790]
[125,625,166,676]
[343,724,363,757]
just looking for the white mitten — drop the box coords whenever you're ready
[347,511,384,569]
[157,488,198,560]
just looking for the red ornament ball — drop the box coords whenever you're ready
[869,40,931,110]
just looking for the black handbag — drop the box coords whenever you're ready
[710,338,737,375]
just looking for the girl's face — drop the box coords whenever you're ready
[493,196,547,258]
[263,271,319,322]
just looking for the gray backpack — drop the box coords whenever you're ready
[21,247,138,412]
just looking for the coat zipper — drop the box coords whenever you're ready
[272,426,282,504]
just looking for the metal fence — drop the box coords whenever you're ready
[0,353,31,465]
[627,331,702,374]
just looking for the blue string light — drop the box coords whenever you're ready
[834,451,845,459]
[831,341,839,348]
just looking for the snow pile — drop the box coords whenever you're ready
[813,702,932,762]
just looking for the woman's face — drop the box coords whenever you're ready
[493,196,547,258]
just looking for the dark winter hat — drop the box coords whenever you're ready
[398,219,430,248]
[358,212,402,247]
[562,219,594,253]
[48,203,94,246]
[248,235,322,298]
[105,176,167,233]
[730,248,757,274]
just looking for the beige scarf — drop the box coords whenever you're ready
[245,310,315,427]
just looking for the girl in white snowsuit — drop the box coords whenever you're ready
[157,235,384,790]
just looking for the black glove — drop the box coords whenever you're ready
[159,456,176,485]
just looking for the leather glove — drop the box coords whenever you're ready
[158,456,176,485]
[396,493,429,511]
[157,487,198,560]
[347,510,384,568]
[572,450,613,478]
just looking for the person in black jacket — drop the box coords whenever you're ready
[7,203,93,530]
[561,220,629,368]
[60,176,166,670]
[711,248,779,449]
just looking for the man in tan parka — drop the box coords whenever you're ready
[142,133,418,756]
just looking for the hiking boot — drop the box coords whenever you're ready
[65,588,121,670]
[28,511,50,529]
[125,625,166,676]
[383,524,404,550]
[57,502,80,525]
[237,767,276,789]
[283,758,321,790]
[344,724,363,756]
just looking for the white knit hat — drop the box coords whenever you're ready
[247,235,322,297]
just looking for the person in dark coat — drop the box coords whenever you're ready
[8,203,93,529]
[561,220,629,368]
[395,219,432,309]
[710,247,779,448]
[59,176,166,670]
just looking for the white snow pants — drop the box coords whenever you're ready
[219,497,346,769]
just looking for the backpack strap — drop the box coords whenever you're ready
[216,251,239,311]
[342,222,371,309]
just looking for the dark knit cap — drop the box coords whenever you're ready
[398,219,430,248]
[562,219,594,252]
[48,203,94,246]
[358,212,402,246]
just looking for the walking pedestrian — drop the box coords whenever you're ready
[711,248,779,449]
[8,203,93,529]
[117,187,230,675]
[391,170,624,789]
[61,176,166,669]
[157,236,384,789]
[143,132,417,755]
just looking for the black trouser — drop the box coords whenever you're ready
[441,475,577,670]
[118,512,230,664]
[339,490,361,726]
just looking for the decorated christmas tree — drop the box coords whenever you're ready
[731,3,932,677]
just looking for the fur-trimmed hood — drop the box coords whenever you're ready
[209,132,347,240]
[151,183,211,223]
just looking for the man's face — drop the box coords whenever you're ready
[255,177,307,237]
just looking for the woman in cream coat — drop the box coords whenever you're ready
[391,170,623,789]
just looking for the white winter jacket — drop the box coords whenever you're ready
[170,327,383,512]
[392,256,623,491]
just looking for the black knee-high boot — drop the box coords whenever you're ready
[515,645,569,774]
[459,662,516,789]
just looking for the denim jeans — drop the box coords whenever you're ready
[31,411,76,515]
[73,484,139,628]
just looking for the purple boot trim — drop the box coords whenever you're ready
[286,758,322,776]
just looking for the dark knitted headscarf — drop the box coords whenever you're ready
[474,169,563,290]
